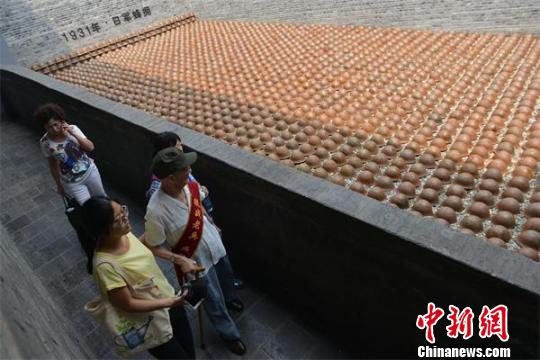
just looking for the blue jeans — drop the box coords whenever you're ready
[201,259,241,341]
[214,255,237,304]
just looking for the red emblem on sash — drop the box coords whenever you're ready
[172,181,204,283]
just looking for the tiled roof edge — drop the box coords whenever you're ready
[31,13,197,74]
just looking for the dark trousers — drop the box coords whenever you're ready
[214,255,237,304]
[148,306,195,359]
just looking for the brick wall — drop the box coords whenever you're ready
[1,0,539,66]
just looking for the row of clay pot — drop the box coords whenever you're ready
[49,20,539,262]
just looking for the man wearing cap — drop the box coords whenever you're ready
[143,147,246,356]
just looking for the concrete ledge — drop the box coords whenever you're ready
[2,65,538,358]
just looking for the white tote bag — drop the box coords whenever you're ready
[84,257,173,357]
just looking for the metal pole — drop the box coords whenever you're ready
[196,273,205,350]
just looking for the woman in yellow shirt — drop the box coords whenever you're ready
[82,197,201,359]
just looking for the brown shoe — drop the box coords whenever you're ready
[224,339,247,356]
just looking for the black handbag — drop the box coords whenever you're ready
[62,195,94,273]
[183,274,207,308]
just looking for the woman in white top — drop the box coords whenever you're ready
[34,103,107,205]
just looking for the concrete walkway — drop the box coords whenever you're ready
[0,117,346,359]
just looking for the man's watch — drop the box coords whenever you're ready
[170,255,176,263]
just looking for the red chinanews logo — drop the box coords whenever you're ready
[416,303,509,343]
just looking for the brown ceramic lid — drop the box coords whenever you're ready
[390,157,407,170]
[322,159,338,173]
[433,168,451,183]
[347,156,363,168]
[402,172,420,185]
[446,184,466,198]
[485,225,511,242]
[375,175,394,189]
[357,170,375,185]
[399,148,416,163]
[436,206,457,224]
[460,215,484,233]
[413,199,433,216]
[397,181,416,197]
[276,146,290,159]
[513,166,533,179]
[443,195,464,212]
[482,168,503,182]
[340,164,355,177]
[419,153,436,168]
[419,188,439,203]
[410,163,426,176]
[487,237,507,248]
[290,149,306,163]
[390,193,409,209]
[296,163,311,173]
[313,167,329,179]
[517,230,540,251]
[363,140,378,153]
[501,187,524,202]
[526,203,540,218]
[523,218,540,232]
[468,202,490,219]
[460,162,478,176]
[364,161,380,174]
[385,165,401,179]
[350,182,366,194]
[367,187,386,201]
[497,198,521,214]
[329,174,346,186]
[299,143,314,154]
[425,177,443,191]
[314,147,329,159]
[517,247,539,262]
[322,139,338,151]
[455,172,475,189]
[479,179,500,195]
[492,211,516,228]
[473,190,495,207]
[332,152,347,165]
[438,159,456,172]
[508,176,530,192]
[373,152,389,165]
[308,135,322,147]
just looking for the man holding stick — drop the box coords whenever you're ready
[143,147,246,356]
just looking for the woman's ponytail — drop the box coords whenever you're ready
[81,197,114,274]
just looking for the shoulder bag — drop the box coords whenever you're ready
[84,256,173,357]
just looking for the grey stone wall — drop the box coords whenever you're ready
[2,65,539,358]
[1,0,539,66]
[0,224,93,359]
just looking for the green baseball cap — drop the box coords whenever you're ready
[152,147,197,179]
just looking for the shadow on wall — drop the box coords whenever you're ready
[1,66,539,359]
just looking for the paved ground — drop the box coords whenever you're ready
[0,117,345,359]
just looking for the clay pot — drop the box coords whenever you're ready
[460,215,484,233]
[517,230,540,250]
